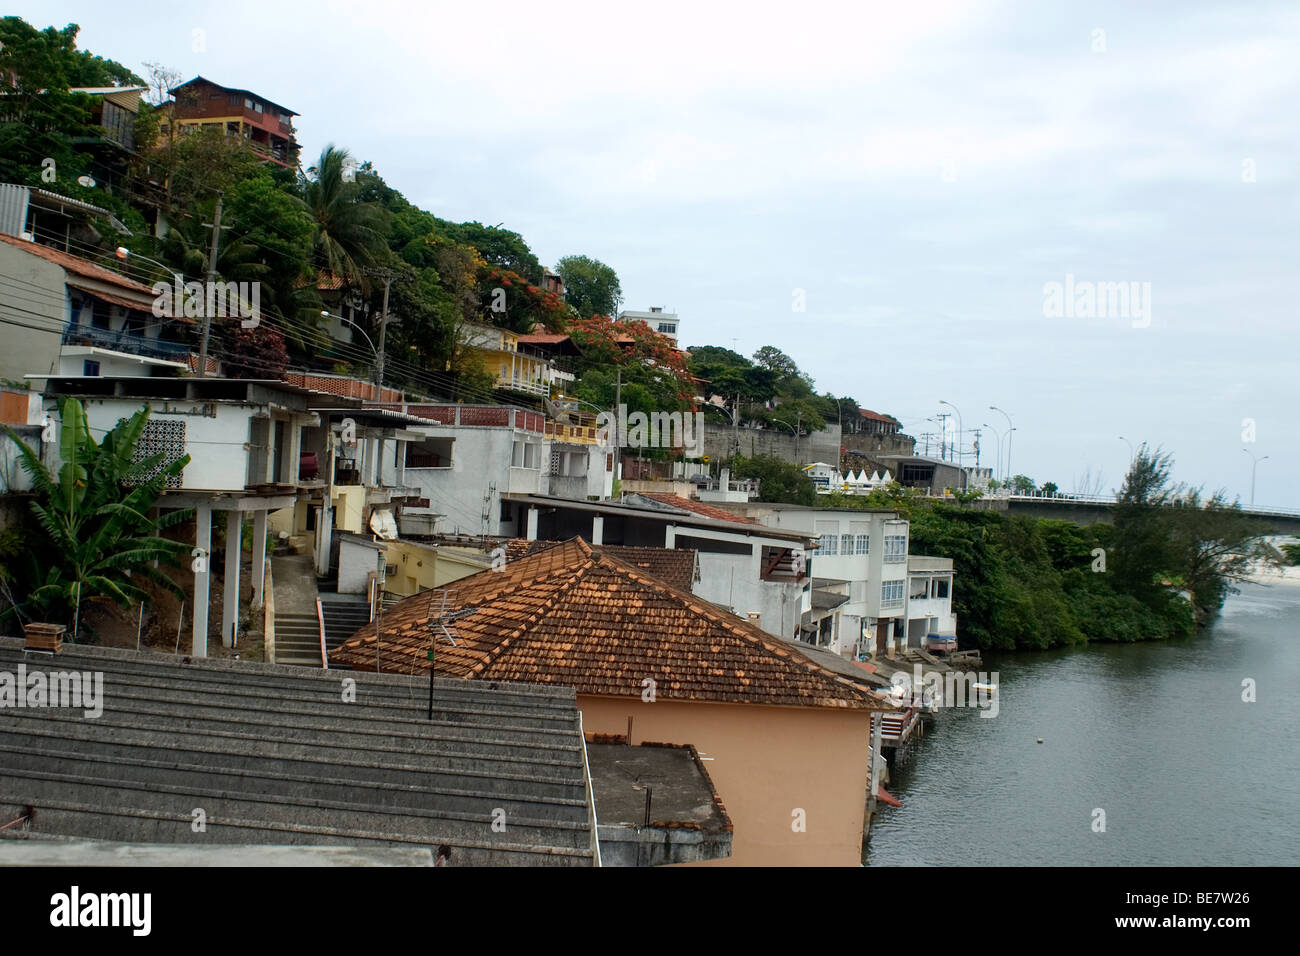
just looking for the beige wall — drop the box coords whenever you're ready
[384,541,489,597]
[0,241,65,384]
[578,695,870,866]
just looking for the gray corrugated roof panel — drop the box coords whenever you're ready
[0,638,596,866]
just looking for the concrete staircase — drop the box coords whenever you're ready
[0,639,597,866]
[274,612,325,668]
[319,599,373,651]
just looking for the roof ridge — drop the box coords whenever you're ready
[470,553,599,678]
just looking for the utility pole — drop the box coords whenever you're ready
[972,427,982,468]
[731,393,739,460]
[374,271,392,389]
[197,192,226,379]
[935,413,949,461]
[614,370,623,448]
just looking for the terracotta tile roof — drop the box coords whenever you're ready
[331,538,893,711]
[634,493,760,525]
[0,234,159,299]
[503,538,697,591]
[596,545,698,591]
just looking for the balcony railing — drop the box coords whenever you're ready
[63,324,190,362]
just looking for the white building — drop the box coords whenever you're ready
[905,556,958,652]
[719,503,912,659]
[391,404,616,538]
[617,306,678,343]
[35,376,319,658]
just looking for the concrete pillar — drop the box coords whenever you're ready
[192,502,211,657]
[289,419,302,482]
[591,514,604,546]
[222,509,242,648]
[250,509,268,608]
[315,504,333,577]
[525,507,538,541]
[664,523,676,549]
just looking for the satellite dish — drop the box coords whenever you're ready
[369,509,398,540]
[77,175,96,188]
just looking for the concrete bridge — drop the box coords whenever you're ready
[969,494,1300,535]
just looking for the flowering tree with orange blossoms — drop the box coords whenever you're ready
[568,313,696,408]
[477,266,570,334]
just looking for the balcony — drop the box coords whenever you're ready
[63,324,190,363]
[544,422,604,445]
[497,375,548,397]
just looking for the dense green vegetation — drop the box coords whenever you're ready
[732,455,817,506]
[0,18,695,407]
[819,448,1263,650]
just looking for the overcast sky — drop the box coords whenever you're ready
[25,1,1300,507]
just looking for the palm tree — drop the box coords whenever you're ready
[3,398,192,630]
[300,145,388,291]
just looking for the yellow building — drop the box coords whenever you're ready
[460,322,556,397]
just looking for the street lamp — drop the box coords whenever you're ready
[982,423,1004,483]
[1242,448,1269,508]
[939,400,964,488]
[770,417,798,461]
[115,246,179,282]
[555,393,607,417]
[990,405,1014,484]
[321,310,379,370]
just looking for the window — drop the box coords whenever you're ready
[933,578,950,599]
[855,534,871,555]
[910,576,928,599]
[244,98,254,109]
[841,534,853,555]
[884,534,907,563]
[83,360,100,376]
[881,580,905,609]
[254,102,263,113]
[658,322,676,334]
[819,533,838,556]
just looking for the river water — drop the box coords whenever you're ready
[864,581,1300,866]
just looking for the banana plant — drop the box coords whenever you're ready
[3,397,193,628]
